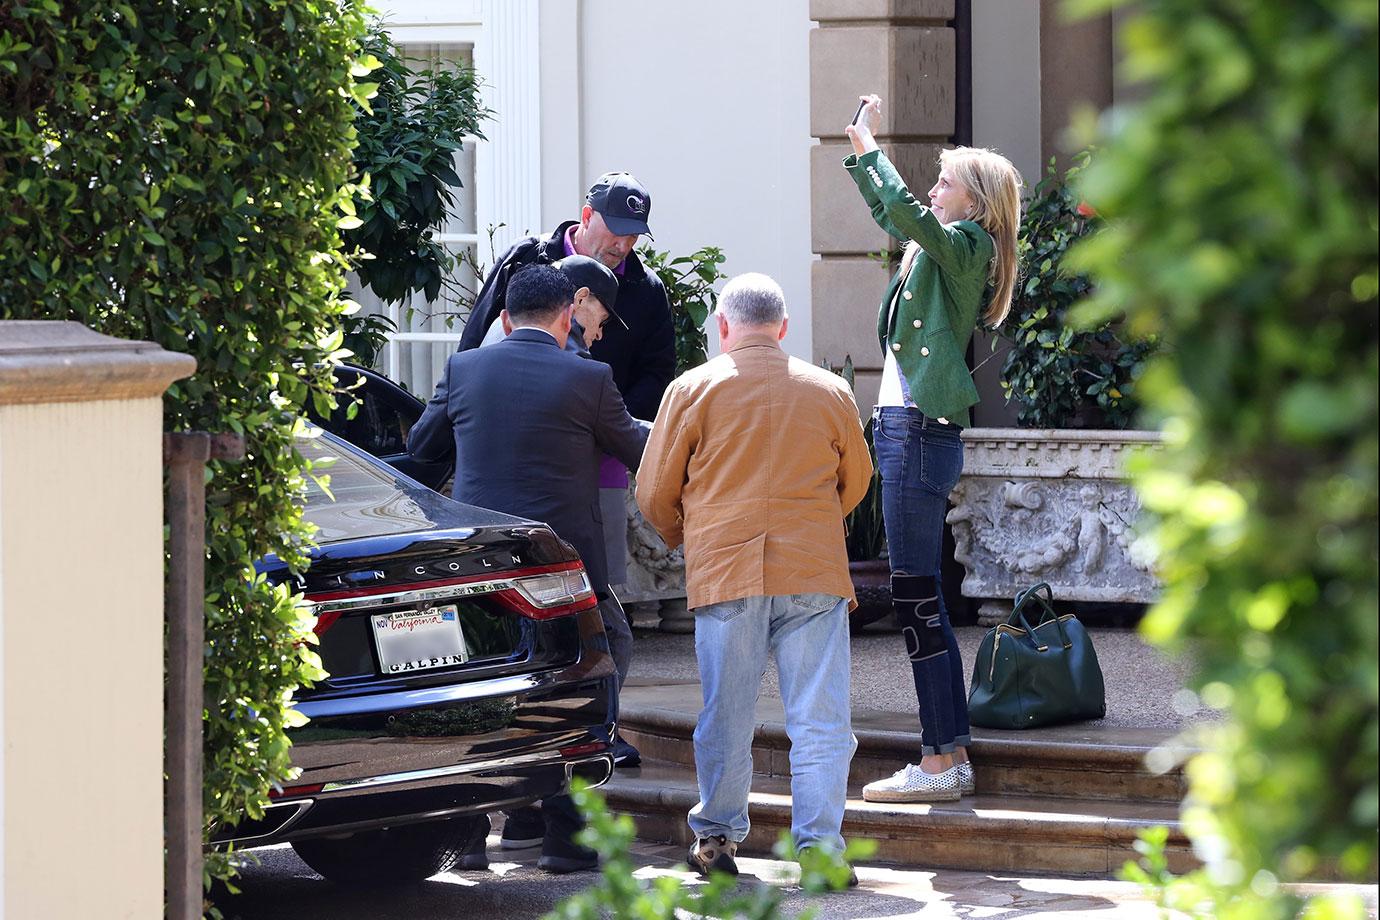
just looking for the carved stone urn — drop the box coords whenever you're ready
[615,488,693,633]
[944,428,1163,625]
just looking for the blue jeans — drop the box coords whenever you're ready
[873,406,972,756]
[689,594,856,854]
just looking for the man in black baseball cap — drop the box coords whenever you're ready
[449,171,674,794]
[457,171,673,417]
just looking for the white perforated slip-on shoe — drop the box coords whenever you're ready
[957,761,975,795]
[862,764,961,803]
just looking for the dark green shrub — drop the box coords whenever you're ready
[637,244,727,373]
[821,356,886,562]
[346,25,489,305]
[1000,152,1157,429]
[1065,0,1378,914]
[0,0,370,902]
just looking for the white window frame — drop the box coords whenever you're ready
[368,0,543,386]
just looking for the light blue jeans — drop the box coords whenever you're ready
[689,593,857,854]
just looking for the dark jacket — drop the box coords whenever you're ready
[409,328,650,596]
[456,221,675,420]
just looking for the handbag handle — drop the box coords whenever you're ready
[1009,583,1072,650]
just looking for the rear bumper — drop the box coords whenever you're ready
[222,747,614,846]
[218,637,618,847]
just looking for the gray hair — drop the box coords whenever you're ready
[717,272,787,328]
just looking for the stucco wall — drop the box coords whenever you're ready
[0,398,165,918]
[551,0,816,360]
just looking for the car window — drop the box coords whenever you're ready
[317,369,423,458]
[297,434,435,542]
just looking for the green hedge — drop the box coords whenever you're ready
[0,0,370,899]
[1066,0,1378,914]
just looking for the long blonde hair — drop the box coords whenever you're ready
[901,146,1023,327]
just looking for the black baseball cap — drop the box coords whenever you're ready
[585,172,653,238]
[555,255,627,330]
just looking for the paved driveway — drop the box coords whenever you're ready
[219,838,1180,919]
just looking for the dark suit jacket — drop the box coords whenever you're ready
[408,328,649,596]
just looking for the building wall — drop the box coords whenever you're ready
[376,0,1114,383]
[969,0,1042,426]
[971,0,1042,193]
[564,0,816,359]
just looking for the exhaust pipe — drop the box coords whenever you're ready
[565,754,614,789]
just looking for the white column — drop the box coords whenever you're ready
[477,0,544,255]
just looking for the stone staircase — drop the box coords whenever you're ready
[604,680,1197,877]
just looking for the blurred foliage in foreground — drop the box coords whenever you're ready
[1064,0,1378,915]
[544,781,873,920]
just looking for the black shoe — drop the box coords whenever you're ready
[454,815,491,871]
[500,806,545,850]
[612,735,641,769]
[537,832,599,874]
[687,835,738,878]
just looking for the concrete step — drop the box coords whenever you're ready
[620,680,1190,805]
[603,759,1196,878]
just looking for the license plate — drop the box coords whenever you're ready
[371,605,469,674]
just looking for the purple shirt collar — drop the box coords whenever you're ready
[564,224,627,276]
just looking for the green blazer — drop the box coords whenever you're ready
[845,149,993,427]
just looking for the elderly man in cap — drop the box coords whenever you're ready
[481,254,624,356]
[459,172,673,770]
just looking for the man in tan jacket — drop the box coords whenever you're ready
[636,272,872,879]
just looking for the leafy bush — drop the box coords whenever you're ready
[1064,0,1378,914]
[845,419,886,561]
[1000,153,1157,428]
[546,780,870,920]
[346,25,489,305]
[0,0,370,902]
[638,244,727,373]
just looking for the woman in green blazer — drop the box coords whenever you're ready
[844,94,1023,804]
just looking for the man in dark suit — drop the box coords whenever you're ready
[456,177,674,727]
[408,264,649,872]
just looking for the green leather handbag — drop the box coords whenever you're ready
[967,583,1106,729]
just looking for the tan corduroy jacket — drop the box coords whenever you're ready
[635,333,873,611]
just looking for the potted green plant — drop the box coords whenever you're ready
[946,153,1164,624]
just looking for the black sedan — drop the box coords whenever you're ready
[218,429,617,884]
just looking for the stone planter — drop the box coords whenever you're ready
[615,487,693,633]
[944,428,1163,625]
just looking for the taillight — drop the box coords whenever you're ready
[514,570,594,610]
[304,561,598,633]
[491,568,598,620]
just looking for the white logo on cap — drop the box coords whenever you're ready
[626,194,646,215]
